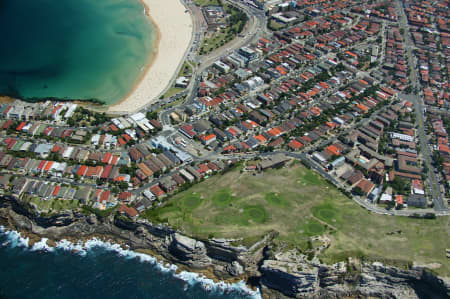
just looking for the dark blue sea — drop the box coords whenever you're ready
[0,228,259,299]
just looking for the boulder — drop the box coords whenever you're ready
[168,233,211,268]
[227,261,244,276]
[87,215,97,225]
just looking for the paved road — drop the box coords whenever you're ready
[229,151,450,217]
[395,0,446,211]
[196,0,266,71]
[158,0,266,126]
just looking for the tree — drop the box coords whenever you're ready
[390,177,409,194]
[146,111,158,120]
[119,181,128,190]
[352,186,365,196]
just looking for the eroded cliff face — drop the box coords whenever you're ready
[0,196,250,281]
[260,258,450,299]
[1,196,449,299]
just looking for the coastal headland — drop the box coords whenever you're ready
[108,0,194,114]
[1,195,449,299]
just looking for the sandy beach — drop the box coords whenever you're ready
[108,0,193,113]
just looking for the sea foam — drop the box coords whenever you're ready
[0,226,261,298]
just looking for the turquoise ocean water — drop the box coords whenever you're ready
[0,0,157,105]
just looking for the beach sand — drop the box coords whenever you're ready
[108,0,193,113]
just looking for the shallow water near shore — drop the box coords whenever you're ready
[0,0,156,105]
[0,227,260,299]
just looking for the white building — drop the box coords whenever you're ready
[214,60,231,73]
[243,76,264,90]
[390,132,414,142]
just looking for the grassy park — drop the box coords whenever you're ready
[178,61,194,77]
[143,163,450,276]
[193,0,221,6]
[161,87,184,99]
[197,1,248,55]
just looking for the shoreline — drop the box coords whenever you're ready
[0,226,260,298]
[1,196,449,298]
[108,0,193,114]
[110,0,162,111]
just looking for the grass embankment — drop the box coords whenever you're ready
[178,61,194,77]
[193,0,221,7]
[162,87,184,99]
[143,164,450,276]
[29,197,80,213]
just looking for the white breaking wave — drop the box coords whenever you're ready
[31,238,55,252]
[0,226,261,298]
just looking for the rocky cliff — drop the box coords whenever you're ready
[1,196,449,299]
[260,258,450,298]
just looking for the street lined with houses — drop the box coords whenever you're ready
[0,0,448,220]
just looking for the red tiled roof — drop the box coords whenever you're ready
[44,161,54,172]
[51,145,61,153]
[37,160,46,171]
[254,134,267,144]
[118,204,138,218]
[118,192,132,200]
[77,165,88,176]
[52,186,61,197]
[16,122,26,131]
[326,145,341,156]
[200,134,216,141]
[267,128,282,137]
[118,138,126,145]
[222,145,237,153]
[101,153,112,164]
[288,139,304,150]
[150,185,165,197]
[198,163,210,174]
[101,165,112,179]
[100,190,110,203]
[110,155,119,165]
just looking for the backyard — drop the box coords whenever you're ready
[28,197,80,214]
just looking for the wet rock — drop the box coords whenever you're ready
[227,261,244,277]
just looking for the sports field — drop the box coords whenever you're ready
[143,163,450,276]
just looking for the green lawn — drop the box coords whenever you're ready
[155,98,185,113]
[200,30,235,54]
[268,19,286,31]
[178,61,194,77]
[143,164,450,276]
[198,4,247,55]
[193,0,221,6]
[29,197,80,213]
[161,87,184,99]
